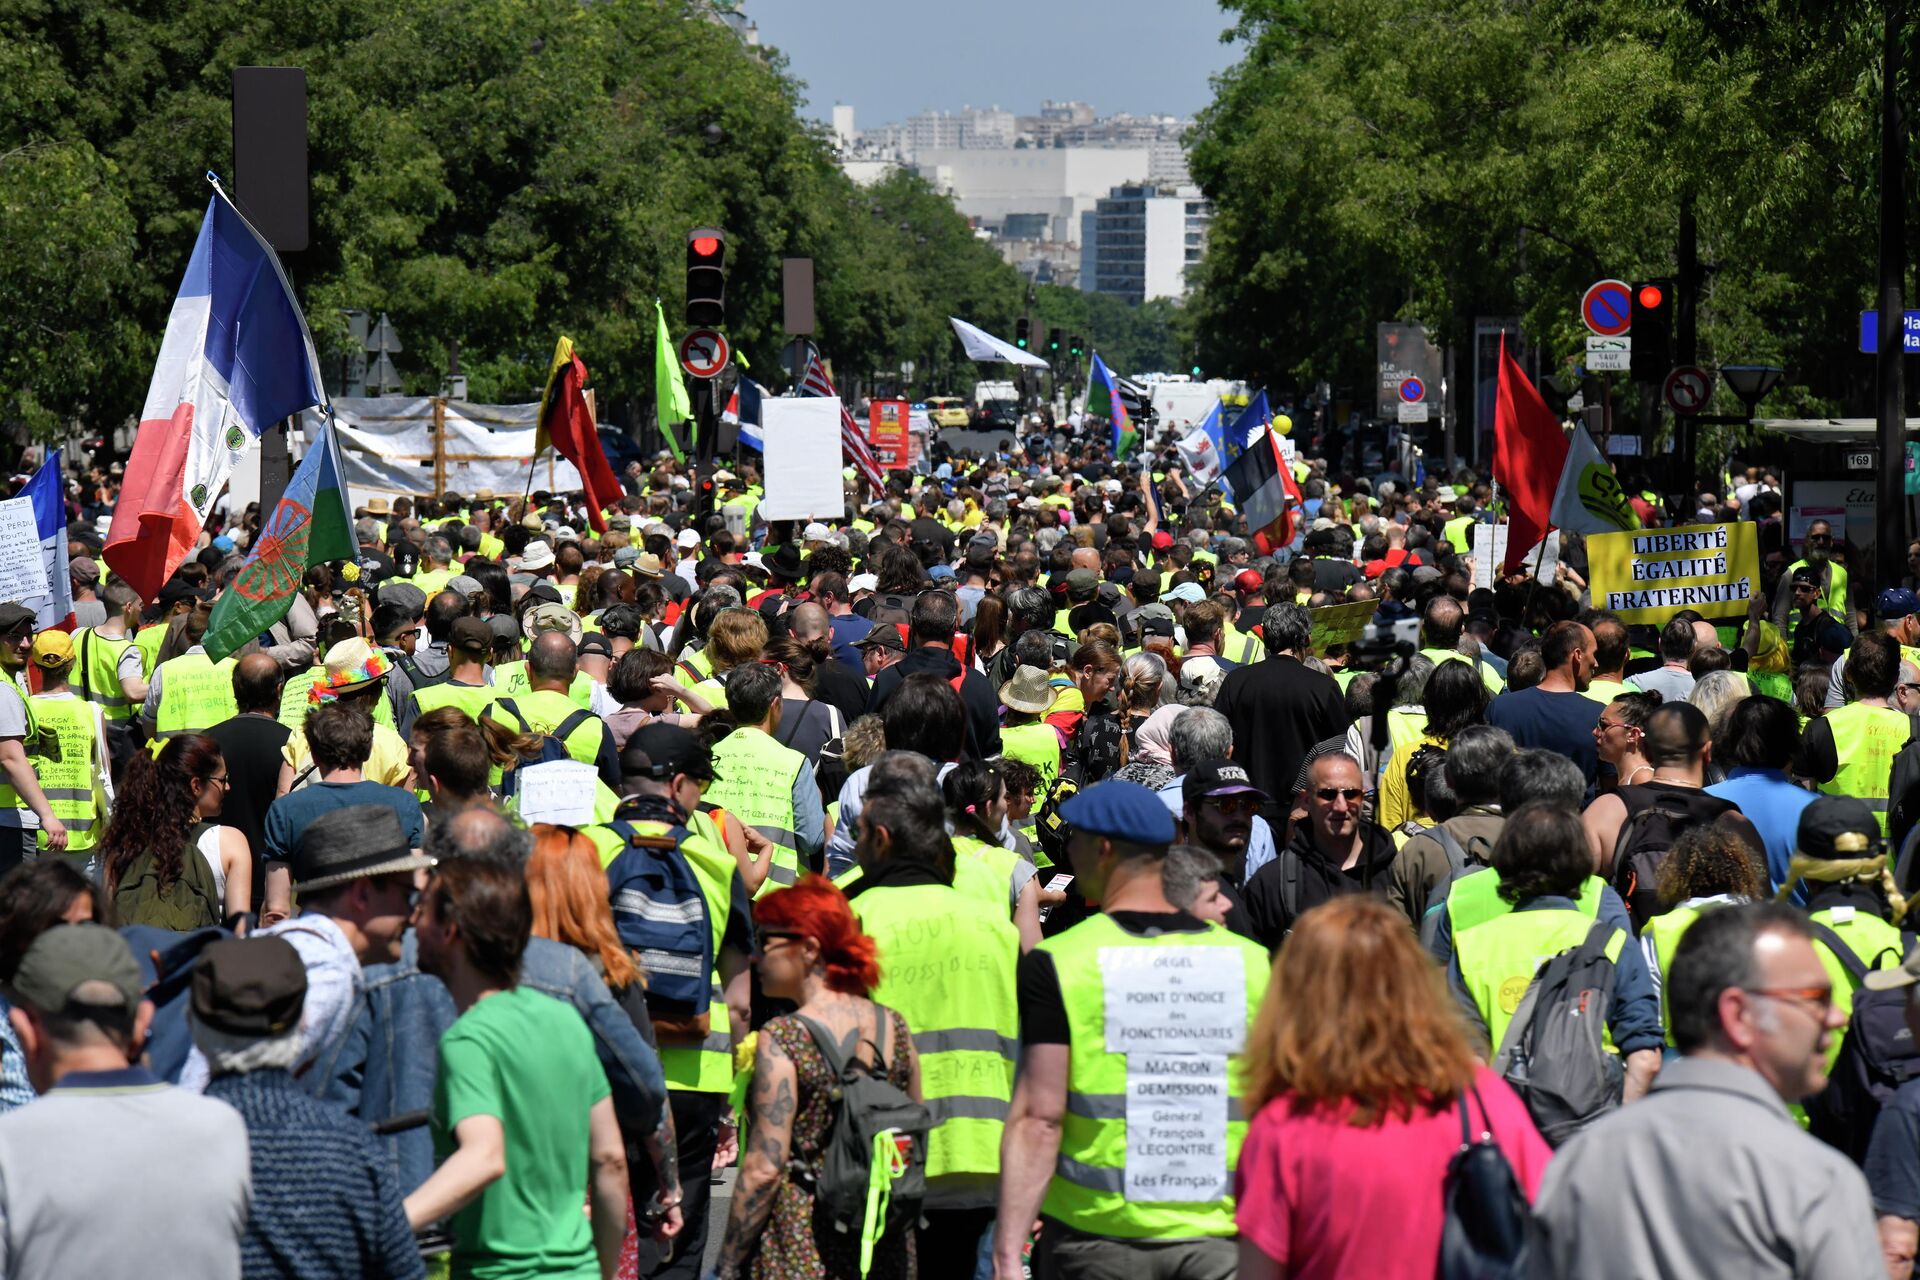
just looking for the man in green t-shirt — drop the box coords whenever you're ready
[404,856,628,1279]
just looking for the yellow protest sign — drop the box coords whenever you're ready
[1310,599,1380,654]
[1587,522,1759,624]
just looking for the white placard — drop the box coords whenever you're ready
[514,760,597,826]
[1471,525,1558,589]
[0,499,48,604]
[1124,1053,1230,1202]
[758,396,849,522]
[1100,946,1247,1056]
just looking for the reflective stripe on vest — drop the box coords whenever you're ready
[1455,906,1625,1050]
[28,697,104,852]
[852,883,1020,1179]
[1036,913,1269,1239]
[1820,702,1909,831]
[154,653,238,739]
[705,729,806,898]
[1445,868,1604,941]
[76,630,136,721]
[641,810,739,1093]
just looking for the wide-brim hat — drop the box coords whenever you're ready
[518,540,556,571]
[291,804,435,894]
[522,603,583,646]
[999,664,1054,715]
[310,638,393,704]
[765,544,805,580]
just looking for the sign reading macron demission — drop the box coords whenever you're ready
[1587,523,1759,625]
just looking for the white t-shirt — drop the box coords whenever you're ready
[195,823,227,902]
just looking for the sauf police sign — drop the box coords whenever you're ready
[1587,523,1760,624]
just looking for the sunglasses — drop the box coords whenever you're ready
[1202,793,1262,817]
[1314,787,1365,803]
[1743,985,1834,1015]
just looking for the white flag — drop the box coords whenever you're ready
[1548,423,1640,536]
[1176,427,1224,487]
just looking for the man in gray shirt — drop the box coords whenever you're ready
[1626,614,1698,702]
[1535,903,1880,1279]
[0,924,250,1279]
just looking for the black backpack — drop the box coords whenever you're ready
[1439,1086,1544,1279]
[1805,923,1920,1162]
[1493,919,1626,1146]
[1609,792,1705,930]
[794,1010,930,1253]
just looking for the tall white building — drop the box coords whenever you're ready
[1080,184,1210,303]
[912,148,1153,245]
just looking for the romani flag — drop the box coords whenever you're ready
[1223,427,1302,555]
[537,336,623,534]
[105,178,325,602]
[1086,353,1137,459]
[202,419,355,660]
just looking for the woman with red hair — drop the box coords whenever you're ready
[711,874,921,1280]
[1235,895,1550,1279]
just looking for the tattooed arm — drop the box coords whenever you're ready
[712,1027,799,1280]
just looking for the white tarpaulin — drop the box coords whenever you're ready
[949,316,1051,370]
[296,397,585,510]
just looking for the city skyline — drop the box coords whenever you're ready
[749,0,1240,127]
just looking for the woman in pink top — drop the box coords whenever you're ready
[1235,896,1552,1279]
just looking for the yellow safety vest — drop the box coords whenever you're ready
[1444,867,1604,941]
[409,679,502,725]
[850,882,1020,1181]
[410,567,455,599]
[0,680,35,816]
[1820,702,1911,832]
[705,728,806,897]
[27,695,105,853]
[1787,557,1850,622]
[1455,904,1626,1051]
[153,651,238,740]
[1443,515,1475,553]
[1419,648,1502,694]
[998,722,1061,794]
[948,835,1026,914]
[74,629,137,723]
[133,622,168,679]
[1811,905,1910,1078]
[1583,677,1633,707]
[630,811,740,1095]
[1037,913,1269,1240]
[490,691,604,769]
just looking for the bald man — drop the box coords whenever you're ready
[205,652,292,910]
[489,632,622,790]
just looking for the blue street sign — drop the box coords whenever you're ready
[1859,310,1920,353]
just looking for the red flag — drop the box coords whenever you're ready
[1492,336,1568,573]
[539,342,623,534]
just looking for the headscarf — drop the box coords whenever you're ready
[1133,704,1185,769]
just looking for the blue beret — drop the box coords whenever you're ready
[1058,779,1176,846]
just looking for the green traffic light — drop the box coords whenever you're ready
[1190,365,1202,377]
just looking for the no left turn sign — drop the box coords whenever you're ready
[679,329,731,379]
[1663,366,1712,416]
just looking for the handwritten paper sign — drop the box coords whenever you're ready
[0,499,47,606]
[513,760,597,826]
[1587,522,1759,625]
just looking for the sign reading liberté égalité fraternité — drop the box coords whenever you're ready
[1586,522,1759,624]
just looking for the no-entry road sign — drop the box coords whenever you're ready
[1663,365,1712,416]
[1582,280,1633,337]
[679,329,731,379]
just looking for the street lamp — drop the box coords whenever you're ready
[1720,364,1785,412]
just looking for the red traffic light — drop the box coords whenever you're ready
[1637,284,1665,309]
[691,236,720,259]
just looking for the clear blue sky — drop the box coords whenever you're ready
[749,0,1242,126]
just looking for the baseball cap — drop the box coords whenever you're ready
[1879,587,1920,621]
[29,631,73,669]
[927,564,956,581]
[1182,760,1268,806]
[852,624,905,652]
[1792,564,1823,588]
[1065,567,1099,600]
[190,937,307,1037]
[1057,779,1176,846]
[1151,531,1174,552]
[69,556,100,586]
[577,632,614,659]
[1797,795,1883,861]
[7,923,142,1017]
[676,528,701,549]
[1165,581,1207,605]
[613,545,641,568]
[622,723,717,782]
[847,573,879,594]
[449,615,493,652]
[1234,568,1264,594]
[802,522,833,543]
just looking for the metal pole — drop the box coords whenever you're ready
[1677,197,1700,490]
[1879,0,1908,595]
[1442,342,1456,474]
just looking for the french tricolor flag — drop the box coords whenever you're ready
[104,179,326,602]
[18,450,73,631]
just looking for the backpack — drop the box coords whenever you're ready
[490,699,596,797]
[1806,923,1920,1162]
[1609,792,1701,929]
[1438,1086,1544,1280]
[113,821,225,933]
[868,593,915,627]
[1418,829,1498,951]
[1492,919,1626,1146]
[604,819,715,1045]
[794,1009,930,1270]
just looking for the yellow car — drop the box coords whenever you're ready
[924,396,971,428]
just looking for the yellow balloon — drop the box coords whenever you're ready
[1273,414,1293,436]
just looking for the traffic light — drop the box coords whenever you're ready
[1015,318,1029,349]
[1629,279,1672,382]
[1190,364,1202,378]
[1069,334,1083,357]
[1047,327,1062,353]
[686,227,727,327]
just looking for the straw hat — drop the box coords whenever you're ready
[999,664,1054,716]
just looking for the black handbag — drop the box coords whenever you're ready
[1438,1085,1544,1279]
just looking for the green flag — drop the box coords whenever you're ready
[203,419,357,661]
[655,300,692,462]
